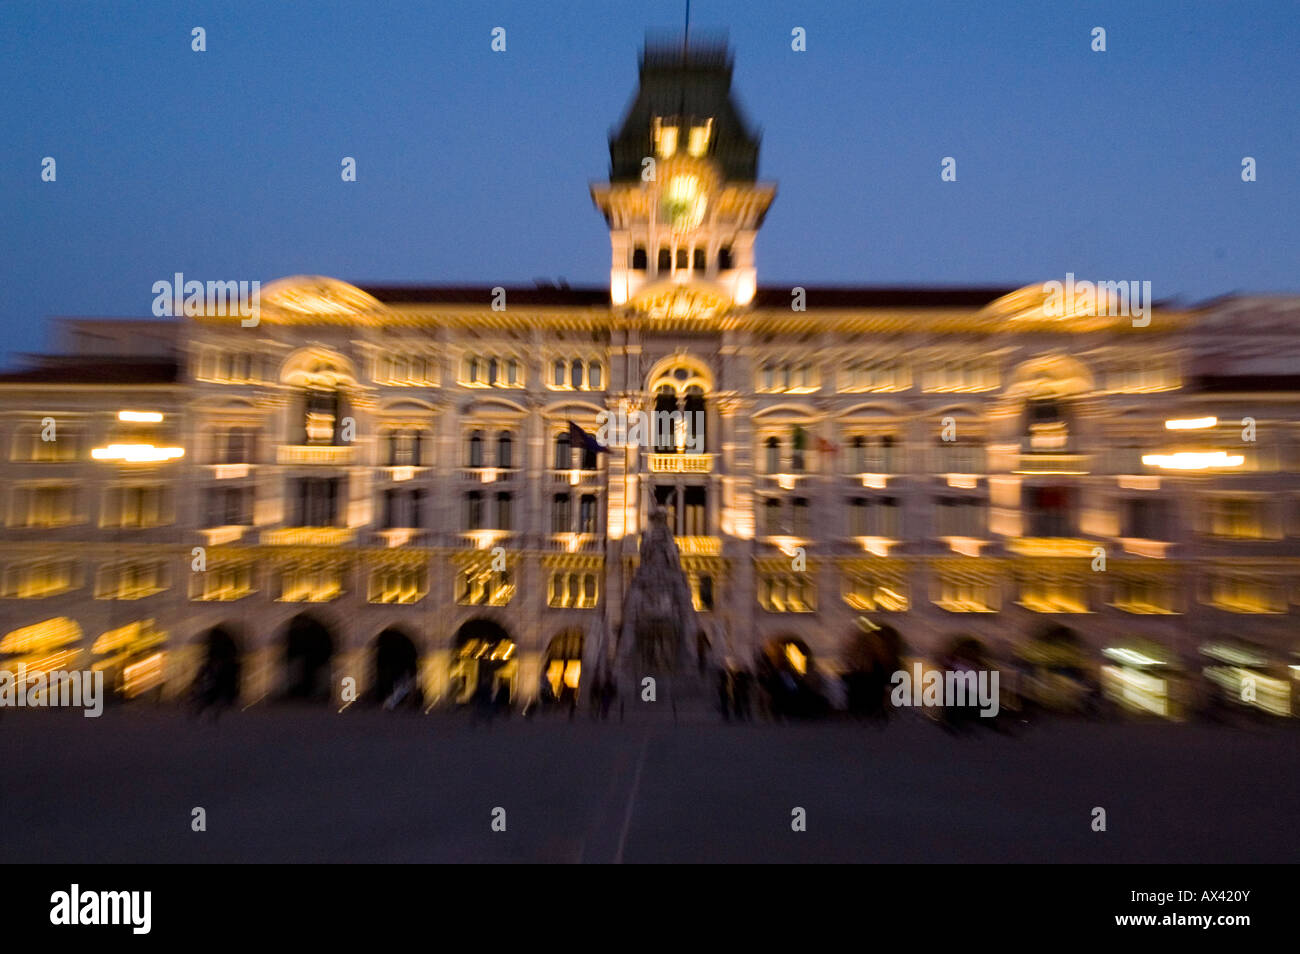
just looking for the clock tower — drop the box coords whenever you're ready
[591,41,776,317]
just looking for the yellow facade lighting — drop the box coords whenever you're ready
[117,411,164,423]
[1141,451,1242,470]
[1164,416,1216,430]
[91,444,184,462]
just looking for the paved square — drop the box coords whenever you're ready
[2,708,1295,863]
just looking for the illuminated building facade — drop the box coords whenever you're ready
[2,43,1298,712]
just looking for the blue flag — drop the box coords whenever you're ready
[567,420,608,453]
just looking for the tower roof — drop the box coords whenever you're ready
[607,38,760,183]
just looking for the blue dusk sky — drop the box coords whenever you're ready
[1,0,1297,363]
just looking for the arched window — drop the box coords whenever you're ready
[304,388,341,444]
[657,248,671,272]
[506,358,519,386]
[570,359,584,390]
[497,432,513,469]
[553,432,571,470]
[684,386,706,452]
[632,246,647,270]
[765,437,781,474]
[718,246,733,270]
[588,362,603,390]
[553,359,566,388]
[653,388,679,453]
[693,248,706,270]
[676,248,688,269]
[487,358,499,387]
[1024,397,1071,452]
[468,430,484,468]
[465,356,480,385]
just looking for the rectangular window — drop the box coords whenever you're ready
[3,560,79,598]
[294,477,343,527]
[96,561,168,600]
[578,494,597,534]
[278,563,343,602]
[1205,498,1267,539]
[13,486,79,527]
[368,566,427,604]
[842,573,909,612]
[933,571,999,612]
[1122,498,1169,540]
[190,562,255,602]
[552,494,571,534]
[457,567,513,606]
[934,497,984,537]
[758,574,815,612]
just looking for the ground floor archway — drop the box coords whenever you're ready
[842,621,902,716]
[759,636,826,717]
[371,628,420,709]
[282,614,335,702]
[194,625,242,705]
[542,630,583,705]
[451,618,516,706]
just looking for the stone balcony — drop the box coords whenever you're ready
[260,527,354,546]
[460,467,520,483]
[276,444,355,465]
[648,453,714,474]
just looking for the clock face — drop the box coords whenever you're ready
[662,174,707,230]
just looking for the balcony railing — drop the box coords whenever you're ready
[675,535,721,556]
[460,467,519,483]
[261,527,354,546]
[277,444,354,465]
[649,453,714,474]
[549,468,601,485]
[1015,453,1089,475]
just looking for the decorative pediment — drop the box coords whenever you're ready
[259,276,385,322]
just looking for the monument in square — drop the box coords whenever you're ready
[604,504,716,707]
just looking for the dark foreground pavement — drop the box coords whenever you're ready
[2,707,1295,863]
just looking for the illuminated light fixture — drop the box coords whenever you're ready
[91,444,184,462]
[1141,451,1243,470]
[1102,647,1165,668]
[1164,416,1217,430]
[857,536,893,557]
[776,475,797,491]
[611,278,628,307]
[1200,642,1268,668]
[946,536,985,558]
[390,466,414,482]
[734,272,756,306]
[770,535,804,558]
[117,410,163,423]
[861,474,888,489]
[946,473,978,489]
[1117,475,1160,491]
[465,529,507,550]
[212,464,250,481]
